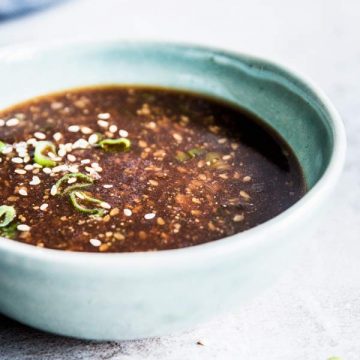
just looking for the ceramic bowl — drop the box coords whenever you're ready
[0,41,346,340]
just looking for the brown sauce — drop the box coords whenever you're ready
[0,86,305,252]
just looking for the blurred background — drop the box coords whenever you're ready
[0,1,359,360]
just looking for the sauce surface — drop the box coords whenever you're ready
[0,87,305,252]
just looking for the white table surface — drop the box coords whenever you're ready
[0,0,359,359]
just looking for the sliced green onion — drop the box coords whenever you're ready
[0,205,16,228]
[0,140,6,153]
[69,191,105,216]
[175,151,190,162]
[98,138,131,152]
[176,148,204,162]
[187,147,204,158]
[55,173,94,195]
[0,221,18,238]
[34,141,58,167]
[205,152,222,165]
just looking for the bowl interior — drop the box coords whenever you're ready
[0,42,334,188]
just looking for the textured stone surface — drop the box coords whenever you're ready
[0,0,359,359]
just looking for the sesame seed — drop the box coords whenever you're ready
[67,154,76,162]
[145,121,157,130]
[157,217,165,225]
[40,203,48,211]
[30,176,41,185]
[240,190,251,200]
[50,185,57,196]
[73,191,84,200]
[47,152,60,160]
[19,189,28,196]
[91,162,103,172]
[138,140,147,148]
[103,184,113,189]
[90,238,102,247]
[72,139,89,149]
[233,214,245,222]
[123,208,132,216]
[109,125,118,133]
[144,213,156,220]
[172,133,183,143]
[26,138,37,146]
[81,126,93,135]
[119,129,128,137]
[43,167,52,174]
[64,143,73,152]
[17,151,27,158]
[34,132,46,140]
[97,113,110,120]
[6,118,20,127]
[0,119,5,126]
[58,148,67,157]
[100,202,111,209]
[81,159,91,164]
[17,224,30,232]
[53,132,62,142]
[97,119,109,128]
[243,176,252,182]
[88,134,99,145]
[24,164,34,171]
[51,101,63,110]
[11,157,23,164]
[148,179,159,186]
[68,125,80,133]
[14,169,27,175]
[2,145,13,154]
[110,208,120,216]
[68,165,79,173]
[52,165,68,173]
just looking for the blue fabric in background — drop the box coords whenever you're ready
[0,0,61,18]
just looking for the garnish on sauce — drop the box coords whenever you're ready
[97,138,131,152]
[0,221,18,238]
[54,173,94,195]
[0,140,6,153]
[69,191,107,216]
[34,141,58,167]
[0,205,16,227]
[175,148,204,162]
[0,86,305,252]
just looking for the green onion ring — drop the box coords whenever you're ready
[0,205,16,228]
[175,151,190,162]
[0,222,18,238]
[55,173,94,196]
[69,191,105,216]
[175,148,204,162]
[34,141,58,167]
[187,147,204,158]
[98,138,131,152]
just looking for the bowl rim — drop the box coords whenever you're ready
[0,39,346,267]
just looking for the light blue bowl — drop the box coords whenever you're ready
[0,41,346,340]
